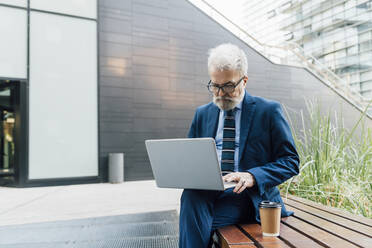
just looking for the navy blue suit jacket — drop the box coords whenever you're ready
[187,90,300,222]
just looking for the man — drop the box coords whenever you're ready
[179,43,300,248]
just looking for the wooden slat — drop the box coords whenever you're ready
[279,222,324,248]
[218,225,255,248]
[240,223,291,248]
[249,243,289,248]
[284,198,372,237]
[282,215,360,247]
[282,194,372,227]
[286,205,372,247]
[229,245,257,248]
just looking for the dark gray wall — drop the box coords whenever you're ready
[98,0,371,181]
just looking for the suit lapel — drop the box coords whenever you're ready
[239,90,256,163]
[206,104,220,138]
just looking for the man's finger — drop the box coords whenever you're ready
[227,175,237,182]
[231,175,241,182]
[224,173,236,182]
[222,174,232,182]
[233,179,244,193]
[237,181,249,193]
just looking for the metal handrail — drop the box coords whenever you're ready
[286,42,368,101]
[285,42,371,111]
[188,0,372,118]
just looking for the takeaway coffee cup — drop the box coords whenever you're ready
[259,201,282,236]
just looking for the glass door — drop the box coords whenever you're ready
[0,81,16,183]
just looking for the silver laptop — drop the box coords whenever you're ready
[145,138,237,191]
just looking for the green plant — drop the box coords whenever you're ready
[279,99,372,218]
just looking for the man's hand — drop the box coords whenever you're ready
[223,172,256,194]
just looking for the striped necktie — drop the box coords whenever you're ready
[221,109,235,172]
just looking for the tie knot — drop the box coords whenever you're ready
[225,109,234,117]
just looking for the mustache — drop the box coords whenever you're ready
[215,96,234,101]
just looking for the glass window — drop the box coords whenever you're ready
[361,81,372,91]
[0,7,27,79]
[345,8,356,18]
[333,11,344,21]
[360,41,371,52]
[324,53,335,62]
[333,4,344,15]
[323,9,332,19]
[322,16,332,27]
[359,31,371,42]
[361,70,372,81]
[29,11,98,179]
[346,35,358,45]
[360,52,372,63]
[304,25,311,33]
[30,0,97,19]
[345,27,357,39]
[0,0,26,7]
[347,45,358,55]
[345,0,356,9]
[334,40,345,50]
[302,2,312,15]
[356,12,370,22]
[350,72,360,82]
[357,22,372,32]
[335,49,346,58]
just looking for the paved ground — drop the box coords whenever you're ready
[0,180,182,227]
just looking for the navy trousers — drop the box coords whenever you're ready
[179,187,256,248]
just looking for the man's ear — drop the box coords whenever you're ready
[243,76,248,86]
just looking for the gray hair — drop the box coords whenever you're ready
[207,43,248,76]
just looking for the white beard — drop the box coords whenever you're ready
[213,91,244,111]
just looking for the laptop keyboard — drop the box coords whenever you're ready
[223,181,237,189]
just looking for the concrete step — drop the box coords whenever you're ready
[0,210,179,230]
[0,210,179,248]
[0,235,179,248]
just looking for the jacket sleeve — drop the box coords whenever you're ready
[247,102,300,196]
[187,109,198,138]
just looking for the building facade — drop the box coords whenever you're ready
[239,0,372,98]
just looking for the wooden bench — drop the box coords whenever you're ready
[214,194,372,248]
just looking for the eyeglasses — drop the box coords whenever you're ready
[207,76,245,94]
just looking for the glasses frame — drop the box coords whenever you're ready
[207,76,245,95]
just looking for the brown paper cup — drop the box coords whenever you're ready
[259,201,281,236]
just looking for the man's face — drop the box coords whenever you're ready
[209,69,247,111]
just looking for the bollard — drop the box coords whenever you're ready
[108,153,124,183]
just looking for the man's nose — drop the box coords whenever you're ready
[217,88,226,97]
